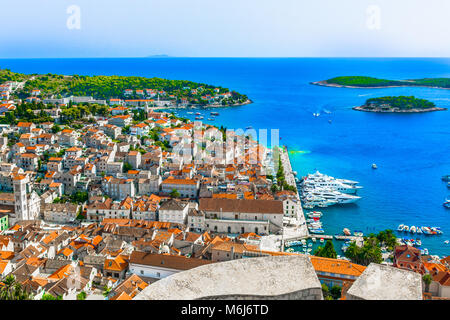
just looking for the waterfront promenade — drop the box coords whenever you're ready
[280,146,309,246]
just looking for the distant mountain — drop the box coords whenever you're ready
[145,54,171,58]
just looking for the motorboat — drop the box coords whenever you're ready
[421,226,431,234]
[372,163,378,169]
[306,211,323,218]
[195,112,201,115]
[444,199,450,209]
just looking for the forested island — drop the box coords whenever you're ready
[0,68,250,106]
[353,96,447,113]
[312,76,450,89]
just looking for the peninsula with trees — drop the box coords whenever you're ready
[311,76,450,89]
[353,96,447,113]
[0,68,251,108]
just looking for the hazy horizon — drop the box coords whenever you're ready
[2,0,450,59]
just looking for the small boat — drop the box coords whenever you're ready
[320,238,324,243]
[187,111,194,114]
[323,110,332,114]
[410,226,416,233]
[207,118,215,121]
[312,238,316,242]
[397,224,405,231]
[416,239,422,246]
[195,112,201,115]
[416,227,423,234]
[423,248,429,255]
[210,111,219,116]
[195,116,204,120]
[444,199,450,209]
[353,230,364,237]
[403,225,409,232]
[442,175,450,182]
[313,113,320,117]
[343,228,351,236]
[308,243,312,247]
[444,240,449,244]
[372,163,378,169]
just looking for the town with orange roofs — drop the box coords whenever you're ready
[0,72,448,302]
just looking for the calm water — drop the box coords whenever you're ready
[1,58,449,256]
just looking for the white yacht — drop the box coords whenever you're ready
[302,171,362,194]
[300,171,362,208]
[305,188,361,204]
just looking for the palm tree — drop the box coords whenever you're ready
[0,275,33,300]
[423,274,432,293]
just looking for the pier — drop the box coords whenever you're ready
[279,146,309,251]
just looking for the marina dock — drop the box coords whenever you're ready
[280,146,309,250]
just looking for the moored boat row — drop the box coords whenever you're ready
[300,171,362,209]
[397,224,443,235]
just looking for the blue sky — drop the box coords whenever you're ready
[1,0,450,58]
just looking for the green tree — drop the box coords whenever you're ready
[321,283,330,299]
[123,162,133,172]
[41,293,63,300]
[169,189,180,198]
[330,285,342,300]
[70,191,88,204]
[77,291,87,300]
[102,285,112,298]
[423,274,432,293]
[314,240,337,259]
[0,275,33,300]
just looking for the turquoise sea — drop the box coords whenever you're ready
[1,58,449,256]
